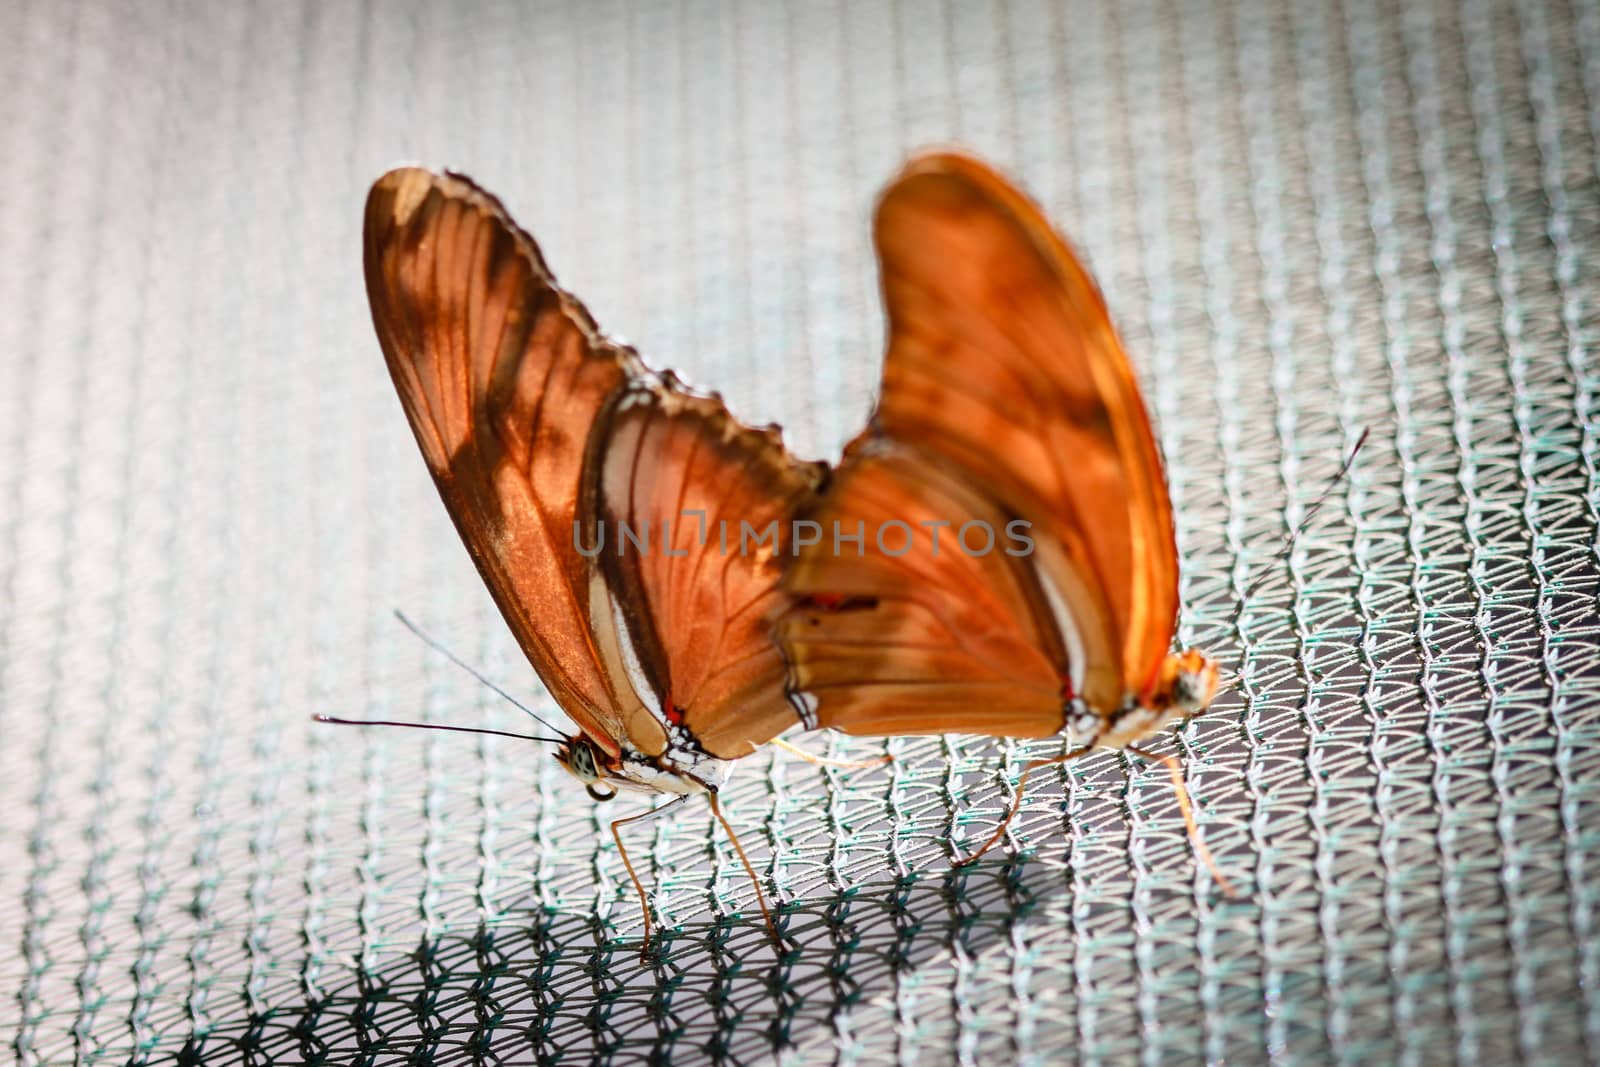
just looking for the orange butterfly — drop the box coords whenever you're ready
[778,151,1227,877]
[349,168,840,947]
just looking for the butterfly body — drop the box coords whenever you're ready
[1090,654,1219,752]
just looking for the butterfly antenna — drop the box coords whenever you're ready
[392,609,569,738]
[1243,428,1370,602]
[312,714,566,745]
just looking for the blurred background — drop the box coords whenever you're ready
[2,0,1598,1062]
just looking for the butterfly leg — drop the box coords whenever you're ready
[610,794,690,959]
[705,791,786,957]
[1126,745,1237,897]
[952,745,1094,868]
[771,736,891,771]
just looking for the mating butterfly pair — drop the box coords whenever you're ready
[347,152,1222,947]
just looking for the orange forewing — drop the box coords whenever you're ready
[365,169,630,751]
[364,168,815,763]
[779,151,1180,734]
[869,153,1178,700]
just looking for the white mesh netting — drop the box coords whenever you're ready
[2,0,1598,1062]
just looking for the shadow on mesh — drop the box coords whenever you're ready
[179,856,1074,1062]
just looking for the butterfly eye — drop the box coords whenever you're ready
[555,740,616,801]
[1173,673,1201,709]
[562,739,600,782]
[1171,661,1219,714]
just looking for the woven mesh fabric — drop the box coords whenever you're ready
[3,0,1599,1062]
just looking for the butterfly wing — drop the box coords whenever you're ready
[865,151,1179,703]
[366,167,816,765]
[364,168,637,754]
[778,441,1075,737]
[592,386,826,758]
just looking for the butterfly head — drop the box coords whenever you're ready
[557,736,620,802]
[1157,648,1221,716]
[1073,650,1222,750]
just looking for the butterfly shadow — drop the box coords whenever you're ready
[193,851,1077,1064]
